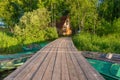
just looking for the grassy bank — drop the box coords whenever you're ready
[72,33,120,54]
[0,32,22,54]
[0,27,58,54]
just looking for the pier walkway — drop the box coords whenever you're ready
[4,37,105,80]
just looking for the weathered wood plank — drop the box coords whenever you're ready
[66,49,79,80]
[41,50,57,80]
[42,39,65,80]
[32,38,64,80]
[61,48,70,80]
[73,51,105,80]
[69,50,87,80]
[13,48,51,80]
[31,48,56,80]
[52,39,64,80]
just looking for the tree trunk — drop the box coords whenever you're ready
[80,12,86,31]
[8,26,14,33]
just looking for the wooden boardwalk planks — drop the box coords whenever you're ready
[4,37,105,80]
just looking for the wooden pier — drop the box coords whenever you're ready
[4,37,105,80]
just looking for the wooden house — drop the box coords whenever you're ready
[56,16,72,36]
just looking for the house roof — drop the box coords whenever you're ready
[56,16,69,29]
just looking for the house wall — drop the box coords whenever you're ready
[56,16,72,36]
[62,18,72,36]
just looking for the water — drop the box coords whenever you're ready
[0,42,49,79]
[87,58,120,80]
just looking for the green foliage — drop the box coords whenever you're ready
[98,0,120,22]
[113,18,120,34]
[95,18,120,36]
[45,27,58,40]
[72,33,120,54]
[0,0,42,31]
[0,32,22,54]
[69,0,98,33]
[14,8,58,45]
[0,7,58,54]
[19,8,50,29]
[96,18,112,36]
[0,0,23,29]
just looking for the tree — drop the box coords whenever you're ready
[113,18,120,34]
[14,7,51,44]
[98,0,120,22]
[0,0,41,32]
[69,0,98,33]
[42,0,70,27]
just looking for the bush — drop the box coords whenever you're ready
[0,7,58,54]
[14,7,58,45]
[0,32,22,54]
[72,33,120,54]
[113,18,120,34]
[45,27,58,40]
[96,18,112,36]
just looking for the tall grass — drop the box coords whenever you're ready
[15,27,58,45]
[0,27,58,54]
[72,33,120,54]
[0,32,22,54]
